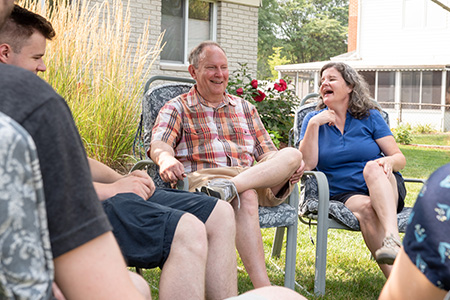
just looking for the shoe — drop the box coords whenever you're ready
[197,178,241,209]
[375,234,401,265]
[197,178,237,202]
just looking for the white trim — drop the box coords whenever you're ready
[183,0,189,64]
[395,71,402,124]
[160,62,189,72]
[220,0,261,7]
[212,2,217,41]
[441,70,446,131]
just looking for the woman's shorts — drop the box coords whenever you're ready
[329,172,406,213]
[102,189,217,269]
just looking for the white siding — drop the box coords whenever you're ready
[359,0,450,63]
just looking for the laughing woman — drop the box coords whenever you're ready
[298,62,407,278]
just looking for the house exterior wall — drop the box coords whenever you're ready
[358,0,450,63]
[216,1,258,77]
[348,0,358,52]
[106,0,259,81]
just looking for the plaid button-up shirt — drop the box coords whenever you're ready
[150,86,276,173]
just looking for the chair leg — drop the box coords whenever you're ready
[284,222,298,290]
[271,227,286,257]
[135,267,142,275]
[314,215,328,295]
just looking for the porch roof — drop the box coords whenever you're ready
[275,52,450,73]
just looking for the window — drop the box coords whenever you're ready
[377,72,396,109]
[401,71,421,109]
[400,71,442,110]
[421,71,442,109]
[359,71,376,99]
[161,0,216,64]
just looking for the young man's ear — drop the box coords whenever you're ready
[0,43,12,64]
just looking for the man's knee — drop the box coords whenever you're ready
[173,213,208,258]
[278,147,303,169]
[206,201,236,240]
[236,190,259,215]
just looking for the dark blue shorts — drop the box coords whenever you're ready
[102,188,217,269]
[403,163,450,291]
[330,172,406,213]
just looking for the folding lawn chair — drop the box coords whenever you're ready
[281,93,425,295]
[130,75,300,289]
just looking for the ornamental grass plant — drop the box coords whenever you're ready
[19,0,163,169]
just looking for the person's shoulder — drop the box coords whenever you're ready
[227,94,255,109]
[0,64,53,90]
[306,108,323,117]
[0,64,64,123]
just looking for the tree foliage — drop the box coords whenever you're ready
[258,0,349,79]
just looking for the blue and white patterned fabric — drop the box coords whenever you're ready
[141,83,194,189]
[403,163,450,291]
[0,112,53,299]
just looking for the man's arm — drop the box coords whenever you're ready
[88,158,155,201]
[379,248,447,300]
[54,232,145,300]
[149,140,186,185]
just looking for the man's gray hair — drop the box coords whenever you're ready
[188,41,226,68]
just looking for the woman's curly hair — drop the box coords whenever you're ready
[317,62,380,119]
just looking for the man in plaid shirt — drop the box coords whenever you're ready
[149,41,305,288]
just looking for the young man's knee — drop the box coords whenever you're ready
[174,213,208,256]
[208,201,236,235]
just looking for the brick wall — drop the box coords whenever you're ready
[89,0,259,81]
[216,1,259,77]
[348,0,358,52]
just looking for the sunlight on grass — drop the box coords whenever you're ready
[130,145,449,300]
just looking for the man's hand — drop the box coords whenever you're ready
[159,156,186,186]
[110,170,156,200]
[95,170,155,201]
[289,160,305,184]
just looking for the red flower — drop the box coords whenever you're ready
[253,90,266,102]
[236,87,244,96]
[274,79,287,92]
[251,79,258,89]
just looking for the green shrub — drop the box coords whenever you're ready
[393,123,412,145]
[21,0,162,169]
[227,63,300,147]
[412,123,435,134]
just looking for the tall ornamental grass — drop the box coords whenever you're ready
[19,0,162,169]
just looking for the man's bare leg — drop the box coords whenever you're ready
[231,148,302,195]
[233,190,271,288]
[204,201,238,299]
[128,271,151,300]
[159,214,208,300]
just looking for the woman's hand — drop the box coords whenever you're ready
[311,109,337,127]
[374,156,394,179]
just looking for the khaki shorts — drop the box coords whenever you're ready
[187,153,294,207]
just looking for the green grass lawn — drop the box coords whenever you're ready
[137,139,450,300]
[410,132,450,146]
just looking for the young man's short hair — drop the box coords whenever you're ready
[0,4,55,53]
